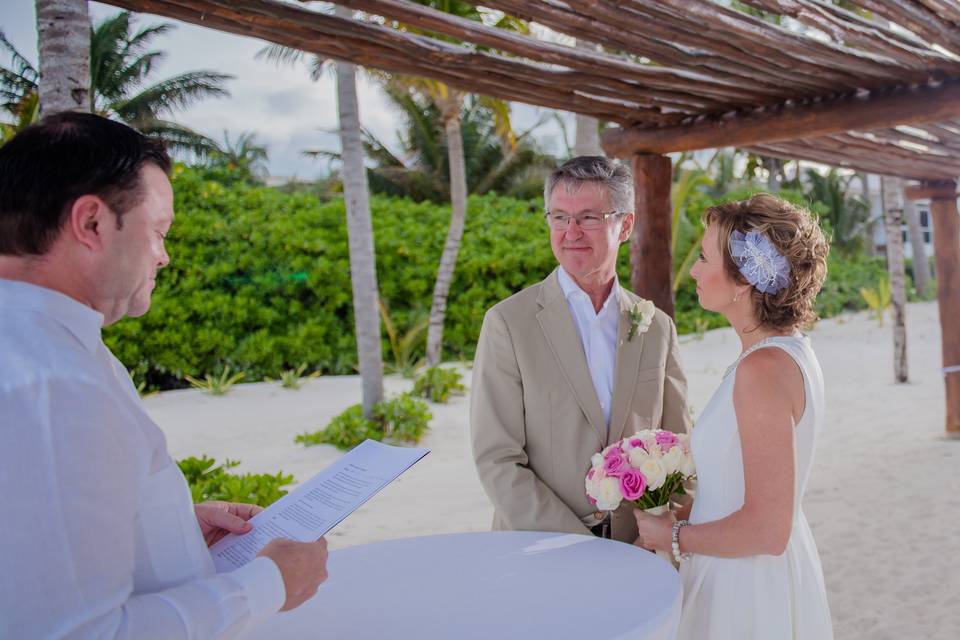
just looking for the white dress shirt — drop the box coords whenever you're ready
[557,267,621,432]
[0,279,285,638]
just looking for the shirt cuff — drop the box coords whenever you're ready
[229,556,286,625]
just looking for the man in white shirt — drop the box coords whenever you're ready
[470,156,692,544]
[0,112,328,638]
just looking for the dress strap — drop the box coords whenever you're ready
[723,334,802,379]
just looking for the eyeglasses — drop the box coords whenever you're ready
[544,211,623,231]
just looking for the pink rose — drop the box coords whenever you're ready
[603,451,628,477]
[619,468,647,501]
[629,437,646,450]
[656,431,678,449]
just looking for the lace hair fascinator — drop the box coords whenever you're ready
[729,230,791,295]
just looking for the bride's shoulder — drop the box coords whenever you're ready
[735,346,803,393]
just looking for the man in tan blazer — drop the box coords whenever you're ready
[470,156,692,545]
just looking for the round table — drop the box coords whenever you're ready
[243,531,682,640]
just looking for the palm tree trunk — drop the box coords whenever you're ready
[903,196,930,297]
[573,39,602,157]
[35,0,90,115]
[335,33,384,417]
[425,100,467,367]
[880,175,909,383]
[762,156,780,192]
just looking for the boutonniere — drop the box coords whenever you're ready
[627,299,656,342]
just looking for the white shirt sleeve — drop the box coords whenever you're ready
[0,375,286,638]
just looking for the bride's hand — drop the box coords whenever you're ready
[633,508,675,551]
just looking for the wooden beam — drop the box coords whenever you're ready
[904,180,959,201]
[602,79,960,156]
[629,154,674,318]
[908,180,960,438]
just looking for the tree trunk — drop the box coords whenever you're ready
[763,156,780,192]
[425,97,467,367]
[573,40,602,157]
[880,175,909,383]
[35,0,90,115]
[335,10,384,418]
[903,195,930,297]
[927,186,960,437]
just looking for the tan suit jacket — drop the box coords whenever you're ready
[470,268,692,543]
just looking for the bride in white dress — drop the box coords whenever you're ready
[633,193,833,639]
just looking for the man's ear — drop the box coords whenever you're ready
[618,211,635,243]
[67,195,111,251]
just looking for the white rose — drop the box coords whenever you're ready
[637,299,656,328]
[640,433,659,453]
[638,457,667,491]
[591,453,604,468]
[627,447,650,468]
[662,446,685,475]
[680,454,697,478]
[592,476,623,511]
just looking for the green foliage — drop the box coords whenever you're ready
[815,254,890,318]
[177,455,294,507]
[379,300,428,378]
[275,363,319,390]
[412,366,466,403]
[105,167,899,390]
[204,131,269,185]
[295,393,433,450]
[860,277,892,326]
[1,14,230,155]
[184,365,245,396]
[347,89,555,203]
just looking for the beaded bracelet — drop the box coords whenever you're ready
[672,519,693,563]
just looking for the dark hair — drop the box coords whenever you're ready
[0,111,171,256]
[703,193,830,331]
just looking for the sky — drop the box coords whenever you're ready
[2,1,574,180]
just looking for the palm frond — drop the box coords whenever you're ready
[0,30,38,84]
[112,71,232,121]
[137,118,221,159]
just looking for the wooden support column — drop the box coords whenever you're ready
[906,180,960,438]
[630,154,674,318]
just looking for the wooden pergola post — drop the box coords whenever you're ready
[906,180,960,438]
[629,154,674,318]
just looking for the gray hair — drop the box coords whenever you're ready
[543,156,634,213]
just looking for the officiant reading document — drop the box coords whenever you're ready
[0,113,327,638]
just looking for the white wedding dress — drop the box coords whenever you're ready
[678,334,833,639]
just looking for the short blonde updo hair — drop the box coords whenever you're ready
[703,193,829,331]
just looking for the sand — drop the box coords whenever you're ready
[148,300,960,640]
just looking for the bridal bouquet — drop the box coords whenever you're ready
[585,430,695,513]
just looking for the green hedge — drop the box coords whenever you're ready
[106,167,905,390]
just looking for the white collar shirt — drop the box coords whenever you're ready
[556,267,621,432]
[0,278,284,638]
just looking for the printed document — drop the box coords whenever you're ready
[211,439,429,571]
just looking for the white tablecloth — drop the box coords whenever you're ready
[242,531,681,640]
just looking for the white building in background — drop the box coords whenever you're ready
[847,173,935,259]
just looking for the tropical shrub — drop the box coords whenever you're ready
[295,393,432,450]
[177,455,294,507]
[412,366,466,403]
